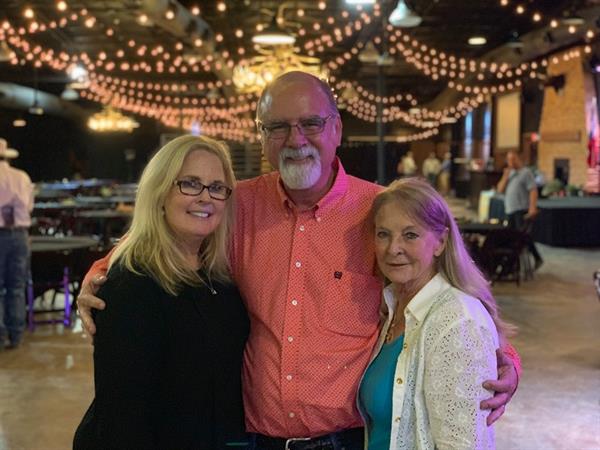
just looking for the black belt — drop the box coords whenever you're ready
[253,427,363,450]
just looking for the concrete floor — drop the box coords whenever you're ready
[0,244,599,449]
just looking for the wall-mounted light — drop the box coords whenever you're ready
[468,36,487,46]
[12,118,27,127]
[544,74,566,93]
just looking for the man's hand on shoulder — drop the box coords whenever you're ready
[480,348,518,425]
[77,274,108,338]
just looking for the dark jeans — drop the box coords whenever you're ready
[507,210,542,263]
[0,229,29,346]
[247,427,365,450]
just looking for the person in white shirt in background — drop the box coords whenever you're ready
[438,152,452,195]
[421,152,441,187]
[397,151,417,179]
[0,138,34,351]
[359,178,513,450]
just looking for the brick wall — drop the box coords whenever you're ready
[538,48,592,186]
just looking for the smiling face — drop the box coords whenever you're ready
[374,201,447,294]
[258,72,342,193]
[163,149,228,250]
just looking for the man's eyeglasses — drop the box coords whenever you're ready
[257,114,335,140]
[173,179,232,200]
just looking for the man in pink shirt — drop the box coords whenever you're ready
[78,72,519,449]
[0,140,34,351]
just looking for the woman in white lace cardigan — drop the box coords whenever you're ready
[358,178,514,450]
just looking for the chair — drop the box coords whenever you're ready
[26,246,108,330]
[27,250,74,329]
[479,228,530,285]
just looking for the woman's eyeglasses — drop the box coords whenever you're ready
[173,179,232,200]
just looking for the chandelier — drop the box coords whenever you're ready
[232,46,328,94]
[87,106,140,132]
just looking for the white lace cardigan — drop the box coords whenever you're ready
[358,273,499,450]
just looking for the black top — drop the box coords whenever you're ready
[73,263,249,450]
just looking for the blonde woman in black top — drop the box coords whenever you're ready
[74,135,249,449]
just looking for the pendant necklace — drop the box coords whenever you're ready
[385,311,398,343]
[206,277,217,295]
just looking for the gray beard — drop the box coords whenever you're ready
[278,146,322,190]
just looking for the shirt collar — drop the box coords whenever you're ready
[275,157,349,216]
[383,273,451,323]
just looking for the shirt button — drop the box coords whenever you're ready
[287,336,294,342]
[289,412,295,418]
[396,377,403,384]
[394,416,401,422]
[286,374,293,381]
[403,343,408,350]
[316,217,322,222]
[291,299,298,306]
[299,225,305,231]
[295,261,301,268]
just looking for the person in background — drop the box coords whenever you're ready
[496,151,543,270]
[0,139,33,351]
[398,151,417,178]
[438,152,452,195]
[360,178,511,449]
[77,72,520,449]
[73,135,249,449]
[421,151,441,187]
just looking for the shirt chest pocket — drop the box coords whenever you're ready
[318,271,382,337]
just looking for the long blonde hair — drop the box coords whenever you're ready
[110,135,236,296]
[371,177,514,339]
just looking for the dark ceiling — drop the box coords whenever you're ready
[1,0,599,141]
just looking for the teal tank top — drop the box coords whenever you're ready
[359,334,405,450]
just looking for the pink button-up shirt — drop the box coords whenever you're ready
[232,161,383,437]
[0,161,34,228]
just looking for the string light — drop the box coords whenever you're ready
[497,0,593,38]
[3,3,591,144]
